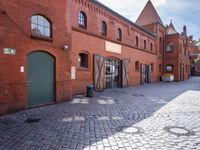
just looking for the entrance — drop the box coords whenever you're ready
[93,54,129,91]
[105,58,120,88]
[141,64,151,84]
[27,51,55,107]
[191,66,195,76]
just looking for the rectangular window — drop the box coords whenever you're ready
[166,65,173,72]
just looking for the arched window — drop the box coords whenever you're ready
[31,15,51,38]
[151,63,154,72]
[150,43,153,51]
[135,36,139,47]
[159,37,162,53]
[79,11,87,28]
[101,21,107,36]
[135,61,140,71]
[78,53,88,68]
[117,28,122,41]
[144,40,147,49]
[166,41,173,52]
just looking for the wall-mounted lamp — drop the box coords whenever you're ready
[63,44,69,51]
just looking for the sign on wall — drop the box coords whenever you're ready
[3,48,16,55]
[105,41,121,54]
[71,66,76,80]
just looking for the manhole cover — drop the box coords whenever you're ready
[116,126,142,134]
[133,94,144,97]
[164,126,195,136]
[25,118,41,123]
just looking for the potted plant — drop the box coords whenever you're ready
[162,73,174,82]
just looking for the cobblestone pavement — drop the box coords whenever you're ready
[0,77,200,150]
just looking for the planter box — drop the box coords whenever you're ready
[162,75,174,82]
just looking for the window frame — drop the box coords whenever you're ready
[135,61,140,71]
[117,28,122,41]
[150,43,153,51]
[31,15,52,40]
[78,53,89,69]
[144,40,147,49]
[159,37,162,54]
[166,65,174,73]
[101,21,107,36]
[166,41,174,53]
[135,36,139,47]
[79,11,87,29]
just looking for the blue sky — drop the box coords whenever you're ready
[98,0,200,40]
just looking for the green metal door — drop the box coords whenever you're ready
[27,51,55,107]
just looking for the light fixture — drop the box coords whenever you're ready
[63,44,69,51]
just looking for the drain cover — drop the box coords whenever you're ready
[25,118,41,123]
[164,126,195,136]
[133,94,144,97]
[116,126,142,134]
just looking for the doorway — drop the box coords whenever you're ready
[141,64,151,84]
[105,58,120,88]
[27,51,55,107]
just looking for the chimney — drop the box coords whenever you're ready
[183,25,187,35]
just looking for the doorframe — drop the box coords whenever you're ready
[105,57,122,88]
[26,50,56,107]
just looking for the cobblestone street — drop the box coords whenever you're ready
[0,77,200,150]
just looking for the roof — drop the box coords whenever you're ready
[90,0,156,38]
[136,0,163,26]
[166,21,178,35]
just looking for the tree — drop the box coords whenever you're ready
[195,54,200,64]
[193,38,200,49]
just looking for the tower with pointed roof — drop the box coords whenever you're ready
[166,20,178,35]
[136,0,163,26]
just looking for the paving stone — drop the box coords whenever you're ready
[0,77,200,149]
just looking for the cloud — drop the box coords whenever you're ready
[98,0,167,21]
[97,0,200,39]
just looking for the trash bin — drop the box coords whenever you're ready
[87,84,94,97]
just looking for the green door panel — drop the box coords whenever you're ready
[27,51,55,107]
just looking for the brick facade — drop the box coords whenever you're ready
[0,0,191,115]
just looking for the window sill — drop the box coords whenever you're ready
[79,25,87,30]
[78,67,89,71]
[31,35,53,42]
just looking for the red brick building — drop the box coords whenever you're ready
[189,36,200,76]
[0,0,191,115]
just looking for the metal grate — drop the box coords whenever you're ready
[25,118,41,123]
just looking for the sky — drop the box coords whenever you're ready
[98,0,200,40]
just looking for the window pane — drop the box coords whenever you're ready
[31,24,38,34]
[166,66,173,72]
[38,16,45,26]
[37,25,44,35]
[31,16,37,24]
[44,27,50,37]
[44,19,50,27]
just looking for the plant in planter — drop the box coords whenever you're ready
[162,73,174,82]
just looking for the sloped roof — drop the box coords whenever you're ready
[136,0,163,26]
[166,22,178,35]
[90,0,155,37]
